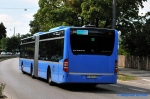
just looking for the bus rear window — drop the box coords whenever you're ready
[70,29,115,55]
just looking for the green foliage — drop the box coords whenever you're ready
[81,0,112,27]
[30,0,147,31]
[0,82,6,96]
[29,0,150,56]
[118,74,138,81]
[6,36,21,52]
[20,33,32,39]
[116,0,147,35]
[121,15,150,56]
[0,22,7,40]
[118,47,129,55]
[0,37,7,51]
[0,33,31,52]
[29,0,80,33]
[29,20,40,34]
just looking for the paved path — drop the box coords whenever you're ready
[118,67,150,84]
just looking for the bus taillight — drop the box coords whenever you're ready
[63,59,68,72]
[114,60,118,74]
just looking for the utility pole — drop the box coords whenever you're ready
[14,27,15,36]
[112,0,116,29]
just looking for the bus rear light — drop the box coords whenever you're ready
[63,59,68,72]
[114,60,118,74]
[114,67,118,74]
[115,60,118,66]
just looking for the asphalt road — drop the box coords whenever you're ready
[0,58,150,99]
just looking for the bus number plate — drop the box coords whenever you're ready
[87,75,97,79]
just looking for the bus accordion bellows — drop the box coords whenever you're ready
[19,25,118,86]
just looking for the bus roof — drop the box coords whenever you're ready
[33,32,45,36]
[21,36,34,40]
[49,26,73,32]
[31,26,73,37]
[25,25,116,38]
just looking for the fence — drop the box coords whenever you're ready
[118,55,150,71]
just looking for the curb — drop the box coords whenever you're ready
[0,95,8,99]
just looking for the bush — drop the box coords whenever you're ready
[0,82,6,96]
[118,47,129,55]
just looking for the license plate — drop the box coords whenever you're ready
[87,75,97,78]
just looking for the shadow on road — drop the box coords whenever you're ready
[58,84,113,93]
[22,70,150,95]
[57,83,150,95]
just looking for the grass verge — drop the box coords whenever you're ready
[0,56,18,62]
[0,83,6,99]
[118,74,138,81]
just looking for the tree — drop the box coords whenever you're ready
[0,37,7,51]
[20,33,32,39]
[64,0,84,26]
[6,36,20,52]
[5,33,32,52]
[121,11,150,56]
[30,0,150,56]
[81,0,111,27]
[116,0,147,36]
[0,22,7,40]
[29,20,41,34]
[30,0,147,30]
[30,0,82,32]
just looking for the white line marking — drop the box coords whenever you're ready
[129,88,147,92]
[142,79,150,82]
[110,84,121,87]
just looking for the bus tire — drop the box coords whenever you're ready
[47,68,55,86]
[31,65,35,78]
[21,64,25,74]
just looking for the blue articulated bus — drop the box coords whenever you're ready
[19,25,118,86]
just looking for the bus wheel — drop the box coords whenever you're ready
[47,68,55,86]
[21,65,25,74]
[31,66,35,78]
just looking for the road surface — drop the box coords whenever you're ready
[0,58,150,99]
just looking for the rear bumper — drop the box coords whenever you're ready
[60,74,117,84]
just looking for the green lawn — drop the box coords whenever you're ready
[118,74,138,81]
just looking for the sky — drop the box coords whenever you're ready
[0,0,150,37]
[0,0,39,37]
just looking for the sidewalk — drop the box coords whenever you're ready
[118,67,150,84]
[118,67,150,77]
